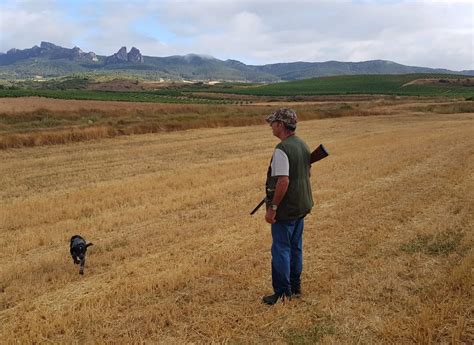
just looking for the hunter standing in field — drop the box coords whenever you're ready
[263,108,313,305]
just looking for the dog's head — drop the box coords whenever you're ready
[70,235,93,260]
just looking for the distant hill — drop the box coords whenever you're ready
[1,42,473,81]
[254,60,474,80]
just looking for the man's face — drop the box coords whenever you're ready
[270,121,283,137]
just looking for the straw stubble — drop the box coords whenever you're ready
[0,112,472,343]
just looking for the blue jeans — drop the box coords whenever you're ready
[271,217,304,295]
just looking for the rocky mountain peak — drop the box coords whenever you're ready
[85,52,98,62]
[105,46,144,64]
[117,47,128,60]
[0,42,99,65]
[40,41,60,50]
[128,47,144,63]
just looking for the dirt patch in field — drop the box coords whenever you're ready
[86,79,176,91]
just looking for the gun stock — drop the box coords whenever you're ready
[250,144,329,215]
[310,144,329,164]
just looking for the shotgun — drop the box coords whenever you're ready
[250,144,329,215]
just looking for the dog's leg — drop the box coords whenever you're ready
[79,258,85,275]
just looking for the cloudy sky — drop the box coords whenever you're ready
[0,0,473,70]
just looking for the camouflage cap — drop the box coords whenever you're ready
[266,108,297,129]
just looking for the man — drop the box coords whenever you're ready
[263,108,313,305]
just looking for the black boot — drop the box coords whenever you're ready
[262,292,290,305]
[291,284,301,298]
[291,288,301,298]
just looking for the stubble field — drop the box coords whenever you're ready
[0,102,472,343]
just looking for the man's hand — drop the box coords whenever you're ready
[265,208,276,224]
[265,176,289,224]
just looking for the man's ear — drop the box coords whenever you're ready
[86,243,94,247]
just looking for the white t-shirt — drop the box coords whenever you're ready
[271,148,289,177]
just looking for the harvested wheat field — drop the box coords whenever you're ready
[0,111,473,343]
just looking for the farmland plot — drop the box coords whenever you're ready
[0,111,472,343]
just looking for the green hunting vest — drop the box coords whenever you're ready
[266,135,314,221]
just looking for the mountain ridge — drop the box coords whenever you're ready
[1,42,473,81]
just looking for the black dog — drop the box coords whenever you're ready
[70,235,93,275]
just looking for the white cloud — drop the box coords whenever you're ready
[0,0,472,70]
[0,5,80,51]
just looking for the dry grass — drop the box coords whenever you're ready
[0,110,473,343]
[1,96,468,149]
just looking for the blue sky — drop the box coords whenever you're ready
[0,0,473,70]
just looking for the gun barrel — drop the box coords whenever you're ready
[250,198,266,215]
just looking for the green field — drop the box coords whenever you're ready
[199,74,474,98]
[1,74,473,102]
